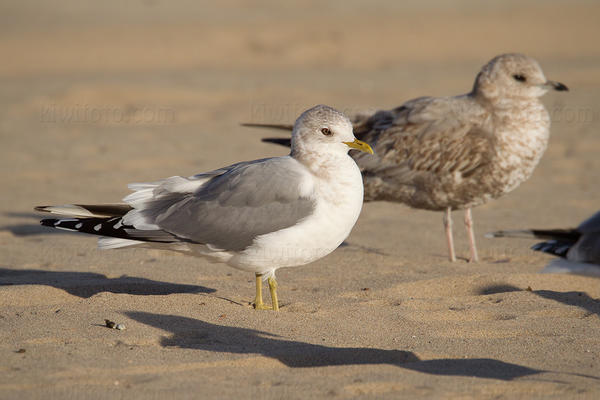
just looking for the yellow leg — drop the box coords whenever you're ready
[253,273,270,310]
[268,276,279,311]
[252,273,280,311]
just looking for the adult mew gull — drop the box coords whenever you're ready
[36,105,373,311]
[487,210,600,267]
[244,54,568,262]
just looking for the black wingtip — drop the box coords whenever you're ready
[261,137,292,148]
[531,240,571,258]
[35,206,49,212]
[40,218,57,227]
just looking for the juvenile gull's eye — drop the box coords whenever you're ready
[513,74,526,82]
[321,127,332,136]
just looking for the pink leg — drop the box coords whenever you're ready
[443,207,456,262]
[464,208,479,262]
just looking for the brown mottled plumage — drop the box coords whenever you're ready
[246,54,568,262]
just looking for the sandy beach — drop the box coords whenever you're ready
[1,1,600,398]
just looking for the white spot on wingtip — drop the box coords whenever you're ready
[94,224,102,231]
[75,223,83,229]
[54,218,78,226]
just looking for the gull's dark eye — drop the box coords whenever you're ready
[513,74,526,82]
[321,127,332,136]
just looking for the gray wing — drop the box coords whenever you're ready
[568,233,600,265]
[126,157,315,251]
[577,210,600,234]
[568,210,600,264]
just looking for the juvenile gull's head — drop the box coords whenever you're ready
[473,53,568,101]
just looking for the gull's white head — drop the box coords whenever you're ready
[473,53,568,101]
[291,105,373,158]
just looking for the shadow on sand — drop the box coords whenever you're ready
[125,311,547,380]
[477,284,600,317]
[0,268,215,298]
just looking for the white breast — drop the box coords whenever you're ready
[232,155,364,272]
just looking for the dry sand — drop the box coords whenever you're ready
[1,1,600,398]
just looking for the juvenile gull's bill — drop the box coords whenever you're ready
[36,105,373,311]
[245,54,568,262]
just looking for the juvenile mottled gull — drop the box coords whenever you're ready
[487,211,600,273]
[36,105,373,311]
[244,54,568,262]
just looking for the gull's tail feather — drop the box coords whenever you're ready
[241,122,293,149]
[36,176,210,250]
[35,204,132,218]
[241,123,294,131]
[261,137,292,148]
[97,237,146,249]
[486,228,581,259]
[484,229,579,241]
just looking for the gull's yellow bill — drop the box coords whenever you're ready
[343,139,374,154]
